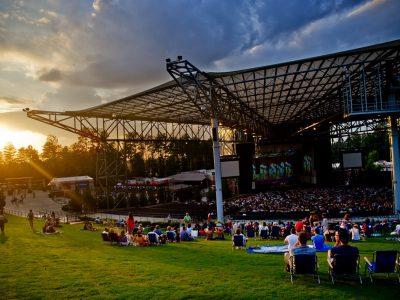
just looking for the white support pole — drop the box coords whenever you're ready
[389,116,400,215]
[211,117,224,222]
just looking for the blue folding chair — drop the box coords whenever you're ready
[364,250,400,283]
[232,235,246,250]
[147,232,160,246]
[166,231,175,242]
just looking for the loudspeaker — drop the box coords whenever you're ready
[236,143,255,193]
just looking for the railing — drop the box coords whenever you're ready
[3,207,80,223]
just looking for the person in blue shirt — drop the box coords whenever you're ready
[311,228,331,251]
[284,231,316,271]
[180,226,194,241]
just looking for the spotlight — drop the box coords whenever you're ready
[166,58,171,63]
[177,55,182,60]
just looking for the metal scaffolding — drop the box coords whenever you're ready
[25,39,400,215]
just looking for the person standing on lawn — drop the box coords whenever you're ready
[0,208,7,233]
[27,209,34,230]
[183,212,191,225]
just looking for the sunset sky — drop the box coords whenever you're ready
[1,0,400,151]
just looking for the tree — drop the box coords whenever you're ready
[130,153,146,177]
[3,142,17,164]
[17,146,40,163]
[41,135,62,161]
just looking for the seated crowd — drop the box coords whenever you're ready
[42,211,62,233]
[223,186,392,216]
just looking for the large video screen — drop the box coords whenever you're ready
[253,156,297,188]
[342,152,363,169]
[221,160,240,178]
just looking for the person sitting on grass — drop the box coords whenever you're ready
[83,221,98,231]
[284,231,316,272]
[43,216,56,233]
[350,224,361,241]
[205,225,214,240]
[108,229,119,243]
[215,224,225,240]
[151,226,166,244]
[118,230,130,245]
[232,228,247,247]
[180,226,194,241]
[166,226,176,242]
[327,228,359,261]
[134,230,149,246]
[154,225,163,236]
[311,228,331,251]
[284,227,298,250]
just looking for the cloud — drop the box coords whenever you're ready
[0,0,399,116]
[0,95,37,113]
[0,95,26,105]
[0,111,77,147]
[43,85,102,111]
[37,68,62,82]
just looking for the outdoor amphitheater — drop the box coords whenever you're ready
[2,40,400,299]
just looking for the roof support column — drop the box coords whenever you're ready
[211,117,224,222]
[389,116,400,215]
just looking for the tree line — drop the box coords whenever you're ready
[0,134,214,183]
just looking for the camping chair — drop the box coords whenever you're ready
[328,254,362,284]
[259,229,269,240]
[364,250,400,283]
[101,232,110,244]
[166,231,175,243]
[270,226,281,239]
[289,254,320,284]
[232,235,246,250]
[246,227,255,238]
[119,235,130,246]
[147,232,160,246]
[108,231,119,245]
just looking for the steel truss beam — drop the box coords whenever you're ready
[330,118,389,140]
[27,110,243,144]
[166,59,271,136]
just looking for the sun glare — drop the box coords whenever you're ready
[0,127,46,151]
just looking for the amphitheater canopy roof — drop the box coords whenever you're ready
[27,39,400,141]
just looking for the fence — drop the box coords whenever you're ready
[3,207,81,223]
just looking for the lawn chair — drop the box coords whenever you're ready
[147,232,160,246]
[232,235,246,250]
[328,254,362,284]
[101,232,110,244]
[289,254,320,284]
[166,231,175,243]
[246,227,255,239]
[259,229,269,240]
[119,235,130,246]
[364,250,400,283]
[108,231,119,245]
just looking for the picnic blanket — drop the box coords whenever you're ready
[247,244,331,254]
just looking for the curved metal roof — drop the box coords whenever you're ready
[27,39,400,141]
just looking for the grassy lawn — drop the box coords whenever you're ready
[1,215,400,299]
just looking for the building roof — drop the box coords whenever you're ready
[26,39,400,142]
[171,171,207,182]
[48,176,94,185]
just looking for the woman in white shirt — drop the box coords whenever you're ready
[350,224,361,241]
[284,227,298,250]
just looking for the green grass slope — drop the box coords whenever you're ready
[1,215,400,299]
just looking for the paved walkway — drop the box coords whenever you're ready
[4,190,65,217]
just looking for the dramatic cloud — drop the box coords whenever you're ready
[0,0,399,145]
[37,68,62,82]
[43,85,102,111]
